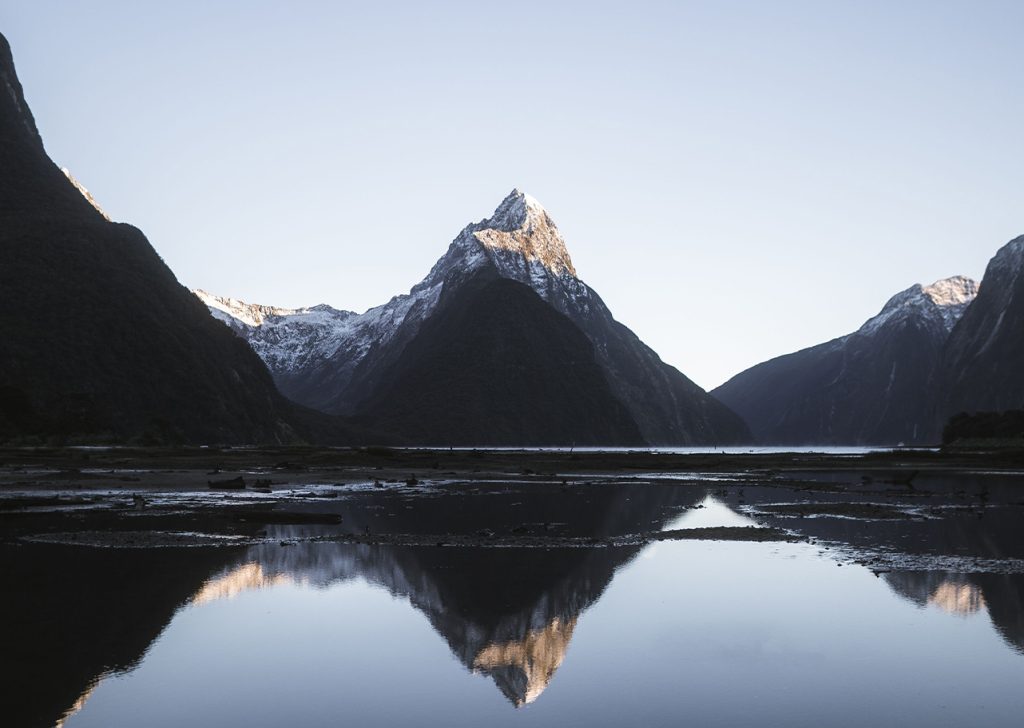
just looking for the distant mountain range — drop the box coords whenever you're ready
[2,26,1020,446]
[198,191,749,445]
[715,237,1024,445]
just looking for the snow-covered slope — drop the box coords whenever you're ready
[196,189,750,444]
[193,291,360,378]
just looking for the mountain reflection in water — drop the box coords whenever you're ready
[190,551,583,707]
[182,478,696,708]
[7,476,1024,728]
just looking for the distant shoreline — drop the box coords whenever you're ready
[2,445,1022,498]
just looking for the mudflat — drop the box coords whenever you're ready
[2,444,1022,551]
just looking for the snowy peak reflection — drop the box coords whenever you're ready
[222,540,633,706]
[188,482,704,705]
[473,617,577,707]
[191,562,295,605]
[712,474,1024,656]
[929,580,986,616]
[883,572,986,616]
[883,571,1024,652]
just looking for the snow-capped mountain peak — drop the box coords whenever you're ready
[921,275,979,309]
[859,275,978,336]
[484,188,551,231]
[195,190,591,393]
[470,189,578,278]
[193,188,750,443]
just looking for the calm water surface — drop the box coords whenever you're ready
[9,478,1024,727]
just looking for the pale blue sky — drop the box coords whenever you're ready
[5,1,1022,388]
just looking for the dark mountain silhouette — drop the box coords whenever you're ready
[713,277,977,445]
[201,191,750,445]
[354,271,644,445]
[945,236,1024,417]
[0,32,358,444]
[1,543,243,728]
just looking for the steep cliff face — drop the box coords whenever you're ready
[713,277,978,444]
[0,33,100,226]
[945,237,1024,416]
[201,190,750,445]
[0,32,346,444]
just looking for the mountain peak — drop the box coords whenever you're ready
[861,275,978,337]
[921,275,979,309]
[988,235,1024,278]
[0,32,43,150]
[471,190,577,277]
[485,189,548,231]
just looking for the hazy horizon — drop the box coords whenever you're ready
[6,1,1021,389]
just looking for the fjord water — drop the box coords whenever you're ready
[33,482,1024,728]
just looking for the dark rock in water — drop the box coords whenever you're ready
[274,461,308,472]
[944,236,1024,417]
[241,510,343,525]
[713,276,977,445]
[208,476,246,490]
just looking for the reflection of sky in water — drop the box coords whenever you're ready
[664,495,761,530]
[63,535,1024,728]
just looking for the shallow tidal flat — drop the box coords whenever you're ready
[4,446,1024,727]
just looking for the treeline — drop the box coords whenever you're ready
[943,410,1024,445]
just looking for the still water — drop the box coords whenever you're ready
[9,478,1024,728]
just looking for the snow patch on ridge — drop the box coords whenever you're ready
[920,276,979,331]
[194,290,362,372]
[195,290,303,327]
[858,275,978,337]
